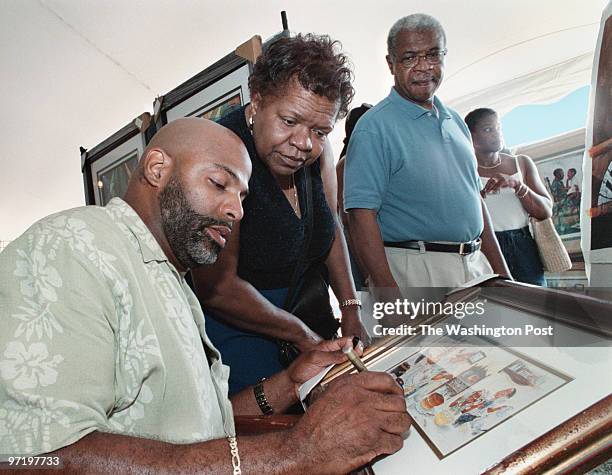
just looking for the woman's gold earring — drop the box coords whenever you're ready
[248,114,254,130]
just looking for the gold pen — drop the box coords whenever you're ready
[343,341,368,372]
[343,339,405,389]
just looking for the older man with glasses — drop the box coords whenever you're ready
[344,14,510,308]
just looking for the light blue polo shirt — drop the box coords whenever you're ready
[344,88,483,243]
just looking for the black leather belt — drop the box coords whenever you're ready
[383,239,481,255]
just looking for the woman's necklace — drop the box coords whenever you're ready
[478,156,502,169]
[290,173,299,215]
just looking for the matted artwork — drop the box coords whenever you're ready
[387,343,571,459]
[320,281,611,473]
[96,151,139,206]
[196,90,242,121]
[536,150,583,238]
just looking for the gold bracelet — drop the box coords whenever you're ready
[516,184,529,199]
[340,298,362,308]
[228,436,241,475]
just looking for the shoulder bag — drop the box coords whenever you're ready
[529,217,572,273]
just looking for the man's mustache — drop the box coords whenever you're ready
[194,216,233,233]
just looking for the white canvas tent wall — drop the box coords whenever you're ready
[0,0,607,243]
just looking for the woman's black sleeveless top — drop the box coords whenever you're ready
[217,106,336,290]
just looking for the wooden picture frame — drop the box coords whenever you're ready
[319,280,612,474]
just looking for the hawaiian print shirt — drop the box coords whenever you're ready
[0,198,235,458]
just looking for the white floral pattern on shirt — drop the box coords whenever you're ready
[0,342,63,390]
[0,395,79,455]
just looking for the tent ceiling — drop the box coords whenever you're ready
[0,0,607,241]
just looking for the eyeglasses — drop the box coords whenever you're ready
[398,49,448,68]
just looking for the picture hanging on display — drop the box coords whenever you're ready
[535,151,583,239]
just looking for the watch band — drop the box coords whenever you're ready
[254,378,274,415]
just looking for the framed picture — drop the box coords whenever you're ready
[535,149,583,240]
[320,280,612,474]
[81,113,151,206]
[158,52,252,125]
[197,90,242,121]
[386,345,571,459]
[95,150,139,206]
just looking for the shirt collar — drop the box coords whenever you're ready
[388,87,452,120]
[105,197,169,264]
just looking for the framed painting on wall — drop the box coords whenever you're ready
[81,113,151,206]
[535,149,583,240]
[95,150,139,206]
[196,90,242,121]
[158,54,252,125]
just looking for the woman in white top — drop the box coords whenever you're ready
[465,108,552,285]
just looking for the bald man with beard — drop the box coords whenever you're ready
[0,118,410,474]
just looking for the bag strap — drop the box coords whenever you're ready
[283,166,314,310]
[513,154,524,181]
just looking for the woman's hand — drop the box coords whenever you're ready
[294,326,323,352]
[340,306,370,345]
[481,173,522,196]
[287,337,363,389]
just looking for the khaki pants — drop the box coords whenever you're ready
[360,247,494,337]
[383,246,493,288]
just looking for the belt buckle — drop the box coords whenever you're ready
[459,242,468,255]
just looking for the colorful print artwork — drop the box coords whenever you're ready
[388,346,571,458]
[536,151,583,238]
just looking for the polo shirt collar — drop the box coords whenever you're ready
[388,87,452,120]
[106,197,169,264]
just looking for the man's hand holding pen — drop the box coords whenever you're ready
[288,370,412,473]
[284,336,411,474]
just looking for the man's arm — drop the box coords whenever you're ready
[347,208,398,291]
[343,125,398,299]
[40,372,410,475]
[231,337,354,415]
[336,156,349,227]
[45,430,296,475]
[479,198,512,278]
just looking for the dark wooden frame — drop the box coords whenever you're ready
[80,113,152,205]
[154,51,252,128]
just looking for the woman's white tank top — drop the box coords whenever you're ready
[480,155,530,232]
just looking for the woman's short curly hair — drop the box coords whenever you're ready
[249,33,354,120]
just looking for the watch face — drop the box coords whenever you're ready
[598,161,612,206]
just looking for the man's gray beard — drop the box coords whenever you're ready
[159,175,228,269]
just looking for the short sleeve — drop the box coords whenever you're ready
[0,219,116,458]
[452,110,473,142]
[343,128,390,211]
